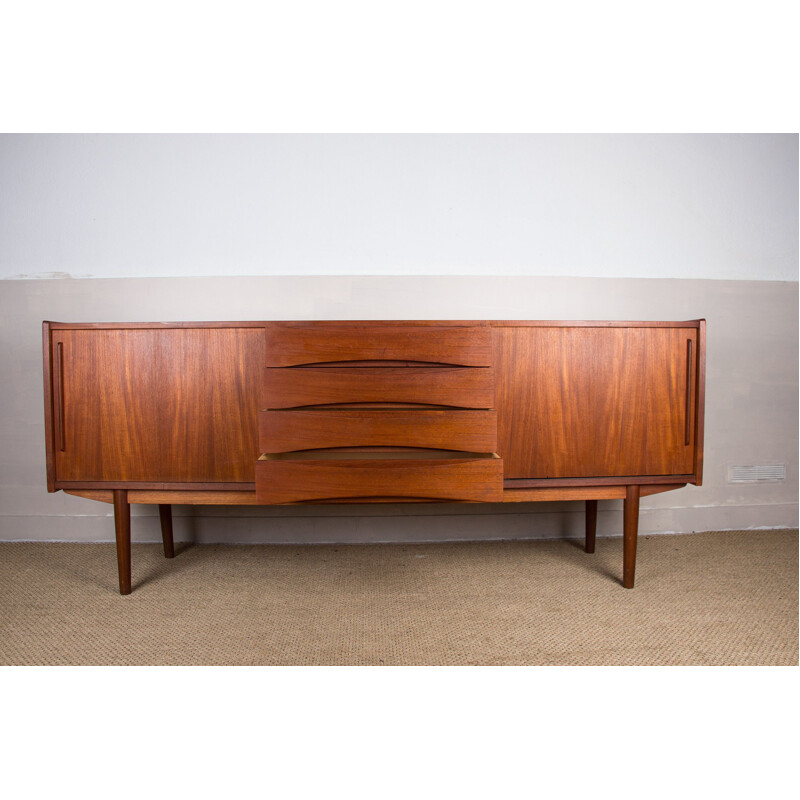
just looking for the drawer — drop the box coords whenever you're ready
[256,451,503,503]
[259,409,497,453]
[263,366,494,409]
[264,324,491,367]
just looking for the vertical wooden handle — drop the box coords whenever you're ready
[684,339,693,446]
[53,340,65,452]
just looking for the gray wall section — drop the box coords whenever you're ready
[0,275,797,543]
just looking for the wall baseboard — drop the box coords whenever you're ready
[2,502,796,545]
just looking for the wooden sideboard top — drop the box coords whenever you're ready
[44,319,705,329]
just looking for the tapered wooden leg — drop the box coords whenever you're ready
[158,504,175,558]
[623,484,640,589]
[113,489,131,595]
[585,499,598,553]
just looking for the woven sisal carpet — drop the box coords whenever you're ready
[1,530,796,666]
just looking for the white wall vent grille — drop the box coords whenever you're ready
[727,464,786,483]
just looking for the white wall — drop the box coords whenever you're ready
[1,133,797,281]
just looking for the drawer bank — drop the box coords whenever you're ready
[42,320,706,594]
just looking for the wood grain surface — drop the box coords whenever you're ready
[51,327,264,483]
[259,409,497,453]
[264,324,492,366]
[256,453,503,503]
[494,326,699,479]
[262,366,494,409]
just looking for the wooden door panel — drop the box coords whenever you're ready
[494,327,697,478]
[53,327,264,483]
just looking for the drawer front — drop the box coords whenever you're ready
[256,453,503,503]
[264,325,491,367]
[259,409,497,453]
[263,366,494,409]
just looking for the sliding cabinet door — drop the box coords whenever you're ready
[494,326,698,479]
[49,327,264,484]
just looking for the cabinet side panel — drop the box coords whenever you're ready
[694,319,706,484]
[42,322,56,492]
[55,327,264,483]
[495,326,697,479]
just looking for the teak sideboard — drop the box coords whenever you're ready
[42,320,706,594]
